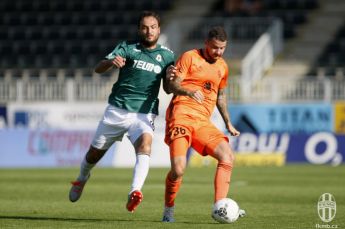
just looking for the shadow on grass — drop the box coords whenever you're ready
[0,215,217,225]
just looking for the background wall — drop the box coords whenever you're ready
[1,100,344,167]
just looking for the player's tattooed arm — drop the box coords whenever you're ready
[169,76,190,96]
[166,65,204,103]
[170,77,204,103]
[216,89,230,123]
[217,89,240,136]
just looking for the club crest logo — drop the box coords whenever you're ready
[202,81,212,94]
[156,54,162,62]
[317,193,336,223]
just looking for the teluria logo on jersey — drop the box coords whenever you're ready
[133,60,162,74]
[317,193,336,223]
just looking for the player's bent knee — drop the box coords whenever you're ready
[218,152,234,164]
[228,151,235,164]
[134,134,153,153]
[212,142,235,163]
[171,165,185,179]
[135,144,151,154]
[224,148,235,164]
[171,169,184,179]
[86,145,107,163]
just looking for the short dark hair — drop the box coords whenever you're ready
[207,26,227,41]
[138,11,161,27]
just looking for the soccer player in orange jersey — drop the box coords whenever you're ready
[162,26,241,222]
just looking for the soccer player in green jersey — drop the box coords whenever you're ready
[69,11,175,213]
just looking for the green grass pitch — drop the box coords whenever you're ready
[0,165,344,228]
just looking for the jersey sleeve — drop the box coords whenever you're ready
[161,45,175,67]
[105,41,127,60]
[175,51,193,80]
[167,52,175,66]
[219,62,229,89]
[164,51,175,69]
[161,53,175,79]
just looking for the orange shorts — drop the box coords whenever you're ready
[165,117,229,157]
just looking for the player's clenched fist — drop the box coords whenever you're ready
[166,65,177,81]
[226,122,240,137]
[112,56,126,68]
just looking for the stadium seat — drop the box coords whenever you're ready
[14,43,31,55]
[33,1,49,11]
[203,0,318,40]
[47,42,65,55]
[1,2,15,11]
[73,15,89,25]
[42,29,59,40]
[309,22,345,77]
[15,1,32,11]
[48,1,66,11]
[0,0,174,74]
[26,29,43,40]
[8,29,25,40]
[21,14,38,26]
[66,1,83,11]
[31,44,47,55]
[0,31,7,40]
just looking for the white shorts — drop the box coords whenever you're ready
[91,104,156,150]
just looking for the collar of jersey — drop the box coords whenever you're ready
[138,43,161,52]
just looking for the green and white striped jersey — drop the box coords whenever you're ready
[105,40,175,115]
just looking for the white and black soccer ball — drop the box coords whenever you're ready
[212,198,240,223]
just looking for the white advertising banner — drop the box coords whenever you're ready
[0,128,170,168]
[0,129,112,167]
[1,94,225,168]
[7,102,106,129]
[3,95,172,167]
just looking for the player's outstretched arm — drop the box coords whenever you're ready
[216,88,240,136]
[94,60,114,73]
[94,56,126,74]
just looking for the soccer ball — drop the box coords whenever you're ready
[212,198,240,223]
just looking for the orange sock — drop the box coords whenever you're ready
[165,171,182,207]
[214,161,233,202]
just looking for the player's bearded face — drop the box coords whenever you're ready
[139,16,160,47]
[205,39,227,62]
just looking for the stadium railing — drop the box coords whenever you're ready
[228,77,345,102]
[241,19,283,99]
[1,78,344,103]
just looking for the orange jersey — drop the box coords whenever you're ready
[167,49,229,120]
